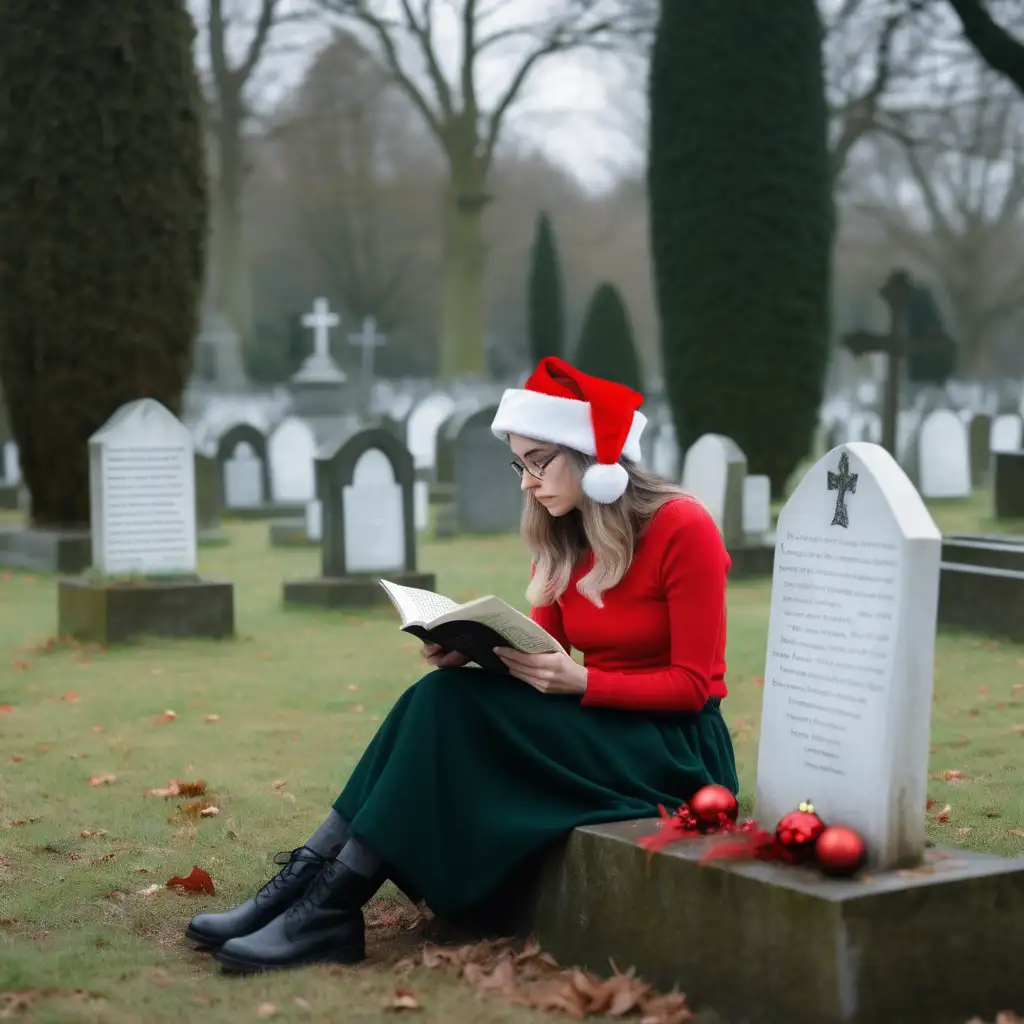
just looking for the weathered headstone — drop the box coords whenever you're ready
[194,448,227,546]
[994,451,1024,520]
[283,426,435,607]
[916,409,971,499]
[268,417,317,503]
[651,422,680,481]
[681,434,746,549]
[454,406,522,534]
[968,413,993,489]
[990,413,1023,454]
[58,400,233,643]
[755,443,940,870]
[216,423,271,513]
[741,475,771,538]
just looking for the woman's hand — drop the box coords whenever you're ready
[494,647,587,695]
[420,642,470,670]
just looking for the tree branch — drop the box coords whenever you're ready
[397,0,454,119]
[946,0,1024,95]
[237,0,282,87]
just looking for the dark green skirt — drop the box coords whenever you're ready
[333,668,737,920]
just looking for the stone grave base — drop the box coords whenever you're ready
[223,503,305,522]
[938,561,1024,642]
[725,542,774,579]
[58,577,235,644]
[283,571,437,609]
[429,482,455,505]
[434,503,458,539]
[0,484,19,510]
[0,525,92,573]
[268,519,318,549]
[527,820,1024,1024]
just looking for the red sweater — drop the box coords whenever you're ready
[530,496,730,713]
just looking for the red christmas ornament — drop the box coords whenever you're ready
[814,826,867,877]
[774,800,825,865]
[688,785,740,830]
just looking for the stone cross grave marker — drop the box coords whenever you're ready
[349,317,387,395]
[754,442,942,870]
[454,406,523,533]
[292,297,346,386]
[89,399,197,575]
[843,270,954,456]
[216,423,270,510]
[681,434,746,549]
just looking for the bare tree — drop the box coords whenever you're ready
[849,81,1024,373]
[192,0,317,364]
[316,0,644,378]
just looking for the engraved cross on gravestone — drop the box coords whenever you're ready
[827,451,858,528]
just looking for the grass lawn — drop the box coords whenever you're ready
[1,499,1023,1023]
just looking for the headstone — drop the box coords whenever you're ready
[88,400,197,575]
[994,451,1024,520]
[406,393,456,474]
[215,422,273,513]
[454,406,523,533]
[282,426,435,607]
[651,422,680,481]
[289,297,349,417]
[741,475,771,538]
[268,417,318,503]
[990,413,1023,454]
[755,443,941,870]
[916,409,971,499]
[968,413,992,488]
[348,316,386,413]
[681,434,746,549]
[194,448,226,545]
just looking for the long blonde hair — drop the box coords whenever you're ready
[523,447,686,608]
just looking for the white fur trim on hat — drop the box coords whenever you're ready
[581,463,629,503]
[490,388,646,462]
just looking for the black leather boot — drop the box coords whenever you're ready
[213,858,387,973]
[185,847,332,949]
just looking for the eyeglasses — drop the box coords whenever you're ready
[510,451,561,481]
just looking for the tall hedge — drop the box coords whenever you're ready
[0,0,208,526]
[527,212,565,365]
[574,283,644,393]
[648,0,833,494]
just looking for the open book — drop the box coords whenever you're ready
[379,579,565,676]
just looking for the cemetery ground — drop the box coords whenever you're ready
[2,504,1023,1024]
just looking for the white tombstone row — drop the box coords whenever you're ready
[990,414,1023,454]
[89,399,197,575]
[754,442,941,870]
[268,418,318,504]
[916,409,971,499]
[223,441,265,508]
[344,448,405,572]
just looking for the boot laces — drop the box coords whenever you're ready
[254,846,329,904]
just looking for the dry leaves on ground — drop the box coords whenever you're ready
[146,779,207,799]
[395,938,692,1023]
[80,829,107,839]
[385,989,422,1012]
[166,866,215,896]
[88,774,116,787]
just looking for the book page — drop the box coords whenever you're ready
[430,595,565,654]
[379,579,459,626]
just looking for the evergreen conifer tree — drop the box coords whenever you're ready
[527,212,565,365]
[648,0,833,494]
[574,283,644,393]
[0,0,208,525]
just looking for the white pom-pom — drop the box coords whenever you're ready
[582,462,629,503]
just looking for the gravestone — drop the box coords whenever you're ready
[454,406,523,534]
[994,451,1024,520]
[407,393,456,531]
[682,434,773,577]
[755,443,940,869]
[216,423,273,516]
[651,422,680,481]
[990,413,1023,454]
[283,426,435,608]
[195,448,227,547]
[269,417,317,503]
[915,409,971,499]
[968,413,992,489]
[57,400,233,643]
[289,297,350,417]
[741,475,771,539]
[348,316,386,416]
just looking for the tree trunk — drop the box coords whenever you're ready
[210,109,252,386]
[439,160,487,380]
[0,0,207,526]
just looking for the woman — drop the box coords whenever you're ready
[187,356,738,974]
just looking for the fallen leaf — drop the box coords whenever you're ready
[181,799,219,819]
[147,779,207,799]
[138,884,162,896]
[166,865,215,895]
[752,676,764,687]
[92,725,104,733]
[199,806,220,817]
[1009,830,1024,838]
[935,804,951,823]
[294,997,312,1010]
[151,669,164,677]
[80,829,108,838]
[152,710,176,725]
[61,690,78,701]
[986,811,1002,819]
[347,684,359,691]
[257,1004,277,1019]
[0,705,12,714]
[925,798,936,810]
[12,661,31,671]
[205,714,220,723]
[955,827,972,836]
[386,989,421,1012]
[89,774,116,787]
[271,779,287,792]
[942,770,965,781]
[67,851,84,861]
[10,754,24,763]
[349,704,364,714]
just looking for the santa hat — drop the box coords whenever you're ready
[490,356,647,503]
